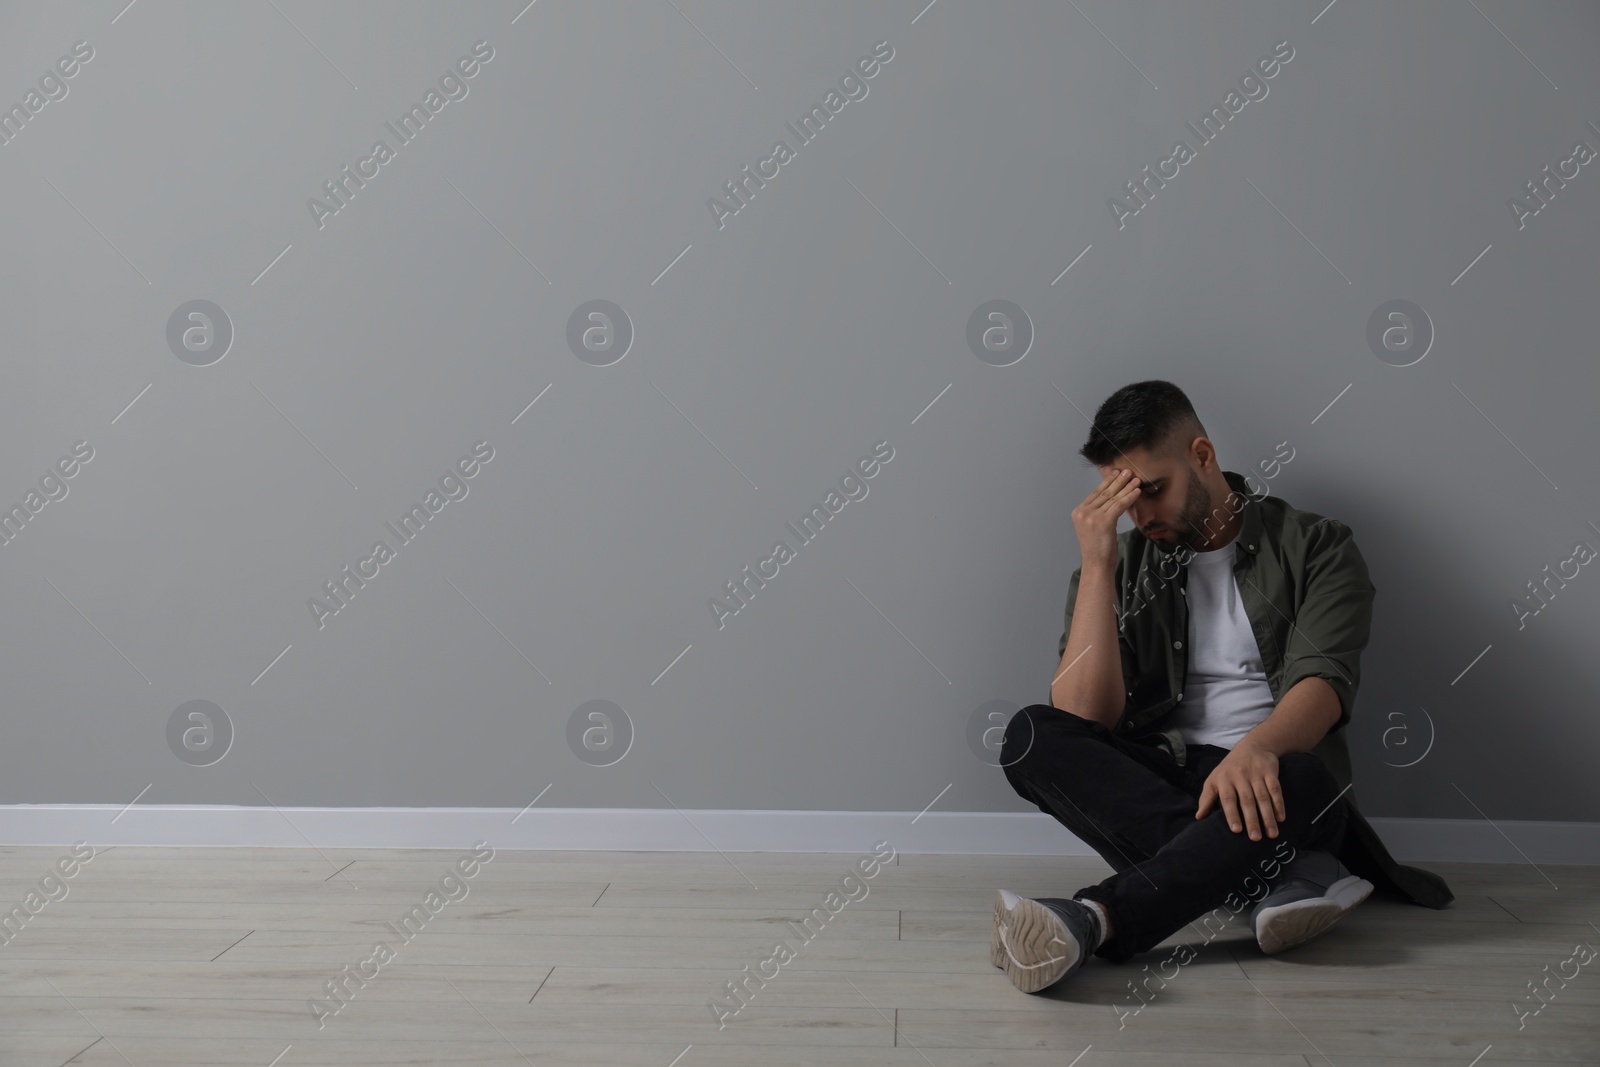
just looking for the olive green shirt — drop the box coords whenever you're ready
[1054,469,1370,780]
[1052,468,1453,909]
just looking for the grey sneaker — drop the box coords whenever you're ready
[992,889,1099,993]
[1250,849,1373,955]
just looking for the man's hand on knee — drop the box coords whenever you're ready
[1195,741,1285,841]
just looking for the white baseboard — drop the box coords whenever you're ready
[0,806,1596,865]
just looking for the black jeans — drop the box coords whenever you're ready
[1001,704,1349,964]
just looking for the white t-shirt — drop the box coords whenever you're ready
[1170,540,1277,750]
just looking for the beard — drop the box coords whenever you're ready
[1147,467,1223,555]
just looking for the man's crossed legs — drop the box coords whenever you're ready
[994,704,1356,986]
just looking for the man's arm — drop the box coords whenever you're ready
[1194,676,1341,841]
[1194,517,1375,841]
[1050,564,1128,729]
[1238,675,1342,758]
[1053,467,1144,727]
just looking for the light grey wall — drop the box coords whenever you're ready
[1,0,1596,824]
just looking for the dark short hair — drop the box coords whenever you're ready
[1079,380,1206,467]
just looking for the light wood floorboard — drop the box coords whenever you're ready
[0,847,1592,1065]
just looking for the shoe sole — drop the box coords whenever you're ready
[990,890,1008,969]
[1254,875,1373,955]
[994,893,1081,993]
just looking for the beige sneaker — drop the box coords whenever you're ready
[991,889,1097,993]
[990,888,1010,968]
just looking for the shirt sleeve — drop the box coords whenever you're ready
[1280,518,1376,732]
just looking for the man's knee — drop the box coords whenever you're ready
[1280,753,1344,817]
[1000,703,1102,775]
[1000,705,1044,772]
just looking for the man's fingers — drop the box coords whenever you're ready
[1104,478,1141,519]
[1094,470,1145,508]
[1237,787,1262,840]
[1204,758,1288,841]
[1253,781,1279,839]
[1220,787,1242,834]
[1097,470,1138,511]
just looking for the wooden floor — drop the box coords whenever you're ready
[0,845,1595,1066]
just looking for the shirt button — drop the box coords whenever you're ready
[1247,544,1255,551]
[1173,640,1183,649]
[1177,691,1184,700]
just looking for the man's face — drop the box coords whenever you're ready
[1097,447,1217,555]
